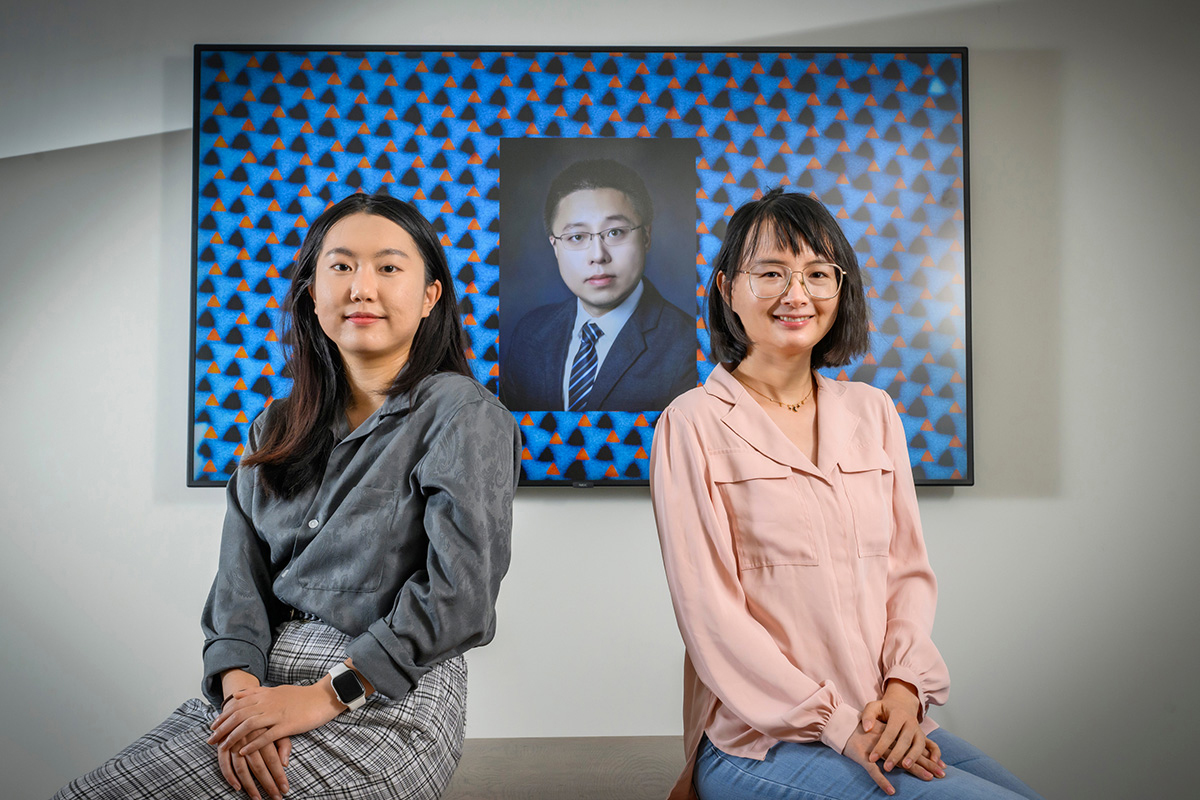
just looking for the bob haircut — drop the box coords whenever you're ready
[542,158,655,236]
[241,192,471,497]
[707,188,870,370]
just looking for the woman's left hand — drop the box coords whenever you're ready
[861,680,945,778]
[208,683,344,756]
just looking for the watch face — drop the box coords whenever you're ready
[332,669,364,702]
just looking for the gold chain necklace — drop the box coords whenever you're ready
[742,377,814,412]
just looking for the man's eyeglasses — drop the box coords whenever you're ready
[550,225,645,251]
[737,263,845,299]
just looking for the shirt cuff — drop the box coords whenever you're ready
[819,702,862,754]
[884,665,928,722]
[344,620,419,702]
[201,638,267,707]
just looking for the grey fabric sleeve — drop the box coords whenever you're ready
[346,396,520,700]
[199,425,275,707]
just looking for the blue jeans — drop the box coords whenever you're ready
[694,728,1045,800]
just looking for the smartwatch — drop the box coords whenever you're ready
[329,662,368,710]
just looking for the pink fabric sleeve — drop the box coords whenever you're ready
[878,397,951,718]
[651,406,861,753]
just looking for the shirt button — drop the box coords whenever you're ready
[307,519,319,529]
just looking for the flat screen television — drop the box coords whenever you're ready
[190,45,972,487]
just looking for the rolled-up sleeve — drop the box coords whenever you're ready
[346,397,520,700]
[200,425,275,707]
[651,406,861,753]
[878,398,950,718]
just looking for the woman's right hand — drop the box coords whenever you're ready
[218,735,291,800]
[843,724,944,795]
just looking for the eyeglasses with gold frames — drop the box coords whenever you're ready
[736,262,844,299]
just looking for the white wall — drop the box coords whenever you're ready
[2,1,1197,798]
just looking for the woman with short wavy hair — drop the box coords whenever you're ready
[651,188,1043,800]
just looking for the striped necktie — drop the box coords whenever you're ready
[567,321,603,411]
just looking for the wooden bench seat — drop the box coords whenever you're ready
[442,736,684,800]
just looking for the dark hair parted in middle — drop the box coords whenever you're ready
[241,192,471,497]
[542,158,655,235]
[707,187,870,369]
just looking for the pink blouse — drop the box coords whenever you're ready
[650,365,950,799]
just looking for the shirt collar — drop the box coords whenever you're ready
[571,279,644,339]
[705,364,858,480]
[329,376,417,442]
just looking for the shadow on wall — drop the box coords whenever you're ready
[155,56,204,503]
[922,46,1067,501]
[958,48,1063,500]
[155,126,201,504]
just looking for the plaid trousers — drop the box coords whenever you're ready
[54,620,466,799]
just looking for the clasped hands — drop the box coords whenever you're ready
[843,680,946,796]
[207,672,343,800]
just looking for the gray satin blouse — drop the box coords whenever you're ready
[200,372,521,705]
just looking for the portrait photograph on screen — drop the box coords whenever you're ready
[498,137,700,414]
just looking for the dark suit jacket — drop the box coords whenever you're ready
[500,278,698,411]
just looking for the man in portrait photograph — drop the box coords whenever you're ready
[500,152,698,412]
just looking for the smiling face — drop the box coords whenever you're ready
[719,231,840,367]
[308,212,441,373]
[549,187,649,317]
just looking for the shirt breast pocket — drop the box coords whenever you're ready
[710,454,818,569]
[296,487,397,593]
[838,447,895,557]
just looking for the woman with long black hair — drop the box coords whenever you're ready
[55,193,521,800]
